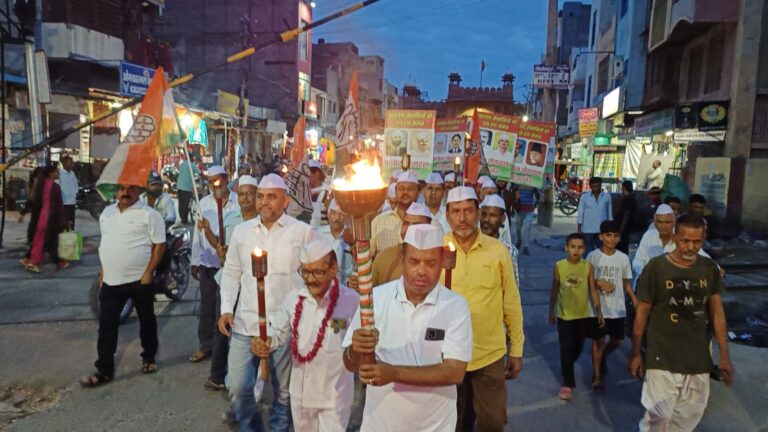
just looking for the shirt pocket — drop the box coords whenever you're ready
[420,340,444,366]
[475,263,500,290]
[270,237,303,275]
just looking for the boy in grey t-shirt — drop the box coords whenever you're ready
[587,221,636,390]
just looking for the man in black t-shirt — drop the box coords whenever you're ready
[616,181,637,254]
[630,215,733,432]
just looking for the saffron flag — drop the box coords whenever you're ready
[465,108,482,184]
[97,67,181,198]
[291,116,307,166]
[335,70,359,176]
[284,156,314,223]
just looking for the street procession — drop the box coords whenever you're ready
[1,0,766,431]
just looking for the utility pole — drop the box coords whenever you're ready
[24,40,44,166]
[538,0,558,228]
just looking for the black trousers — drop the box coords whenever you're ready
[63,205,76,230]
[95,280,158,378]
[556,318,592,388]
[209,276,229,383]
[178,190,193,224]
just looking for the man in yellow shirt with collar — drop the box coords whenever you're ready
[444,186,524,432]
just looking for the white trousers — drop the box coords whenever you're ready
[639,370,710,432]
[292,401,351,432]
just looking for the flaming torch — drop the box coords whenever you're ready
[213,179,226,246]
[332,159,387,365]
[443,242,457,290]
[251,247,270,380]
[453,157,461,179]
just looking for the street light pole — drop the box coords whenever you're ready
[23,39,44,166]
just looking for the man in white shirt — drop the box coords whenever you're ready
[343,224,473,432]
[80,184,166,387]
[577,176,613,251]
[479,195,520,287]
[219,173,319,432]
[57,155,79,229]
[190,166,240,364]
[318,199,355,286]
[252,238,359,432]
[423,173,449,233]
[646,160,664,189]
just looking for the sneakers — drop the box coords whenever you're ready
[558,387,573,400]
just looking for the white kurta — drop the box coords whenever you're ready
[191,192,239,268]
[632,228,712,277]
[342,279,473,432]
[270,283,359,431]
[220,213,320,336]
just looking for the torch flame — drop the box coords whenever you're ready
[454,157,461,165]
[332,159,386,191]
[214,179,221,187]
[280,165,288,173]
[448,241,456,252]
[254,247,263,257]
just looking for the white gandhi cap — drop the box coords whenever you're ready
[299,238,335,264]
[397,170,419,184]
[480,194,506,210]
[387,183,397,198]
[258,173,289,191]
[480,178,497,189]
[444,172,456,182]
[477,175,492,185]
[446,186,478,204]
[406,202,433,220]
[425,172,443,185]
[238,175,258,188]
[206,165,226,177]
[403,224,444,250]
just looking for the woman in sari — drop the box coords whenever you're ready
[21,164,67,273]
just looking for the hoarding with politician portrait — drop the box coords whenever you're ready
[511,121,555,188]
[383,109,437,179]
[433,117,466,172]
[477,112,521,181]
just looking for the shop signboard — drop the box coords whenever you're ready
[511,121,555,188]
[674,129,726,142]
[676,103,697,129]
[578,108,599,137]
[694,157,730,218]
[382,109,437,180]
[120,61,156,97]
[476,111,520,180]
[697,101,729,131]
[433,117,466,172]
[533,65,570,90]
[634,108,675,136]
[601,87,621,119]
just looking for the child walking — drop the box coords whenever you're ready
[549,233,604,400]
[587,221,637,390]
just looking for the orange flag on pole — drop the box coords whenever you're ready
[291,116,307,166]
[96,67,181,198]
[465,107,482,184]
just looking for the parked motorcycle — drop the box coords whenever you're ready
[161,165,179,195]
[76,185,110,220]
[89,225,192,324]
[555,182,580,216]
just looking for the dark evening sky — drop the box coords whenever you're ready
[313,0,570,102]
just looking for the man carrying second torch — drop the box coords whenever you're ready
[251,237,359,431]
[445,186,524,432]
[219,173,319,432]
[343,224,473,432]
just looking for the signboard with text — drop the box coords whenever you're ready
[383,109,437,180]
[533,65,570,90]
[477,111,521,181]
[578,108,599,137]
[433,117,466,172]
[120,61,156,97]
[511,121,555,188]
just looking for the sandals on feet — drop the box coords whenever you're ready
[188,351,210,363]
[79,372,112,388]
[142,361,158,374]
[558,386,573,400]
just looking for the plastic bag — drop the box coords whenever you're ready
[58,230,83,261]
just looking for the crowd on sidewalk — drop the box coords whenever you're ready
[12,154,734,432]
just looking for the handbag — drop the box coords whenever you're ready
[58,230,83,261]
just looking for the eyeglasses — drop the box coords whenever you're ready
[297,268,328,280]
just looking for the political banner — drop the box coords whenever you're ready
[433,117,466,172]
[511,121,556,188]
[477,111,520,181]
[383,109,437,180]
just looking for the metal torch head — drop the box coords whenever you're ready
[332,187,387,240]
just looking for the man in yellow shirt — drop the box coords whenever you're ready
[445,186,525,432]
[370,170,420,254]
[372,202,433,287]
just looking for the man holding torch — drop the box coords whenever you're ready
[343,224,473,432]
[219,173,319,432]
[445,186,524,432]
[251,237,359,431]
[190,166,239,364]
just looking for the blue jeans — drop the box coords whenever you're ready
[583,233,602,252]
[268,339,292,432]
[226,332,264,432]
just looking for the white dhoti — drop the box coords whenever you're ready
[639,370,710,432]
[292,400,351,432]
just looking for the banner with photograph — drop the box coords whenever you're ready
[383,109,437,179]
[477,111,520,181]
[433,117,466,172]
[511,121,556,188]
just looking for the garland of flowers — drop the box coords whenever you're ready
[291,278,340,363]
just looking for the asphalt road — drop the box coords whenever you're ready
[1,211,766,431]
